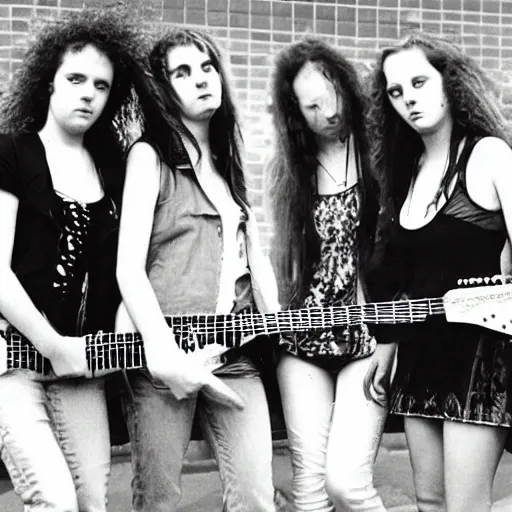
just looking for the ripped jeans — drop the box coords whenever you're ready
[0,371,110,512]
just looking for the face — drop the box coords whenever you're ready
[48,44,113,135]
[383,47,451,135]
[293,61,344,141]
[166,44,222,122]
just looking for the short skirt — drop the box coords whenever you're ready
[390,318,512,427]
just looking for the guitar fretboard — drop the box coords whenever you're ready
[1,297,445,374]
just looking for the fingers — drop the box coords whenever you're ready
[201,375,245,409]
[363,360,378,402]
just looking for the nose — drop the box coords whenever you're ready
[326,112,339,125]
[195,69,208,89]
[403,89,416,108]
[81,81,95,102]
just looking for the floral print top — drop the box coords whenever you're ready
[281,185,376,370]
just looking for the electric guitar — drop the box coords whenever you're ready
[2,278,512,377]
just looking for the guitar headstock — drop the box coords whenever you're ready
[444,276,512,334]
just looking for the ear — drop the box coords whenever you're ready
[48,82,54,95]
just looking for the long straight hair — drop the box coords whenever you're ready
[145,27,249,212]
[267,37,380,307]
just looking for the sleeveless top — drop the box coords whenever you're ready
[281,185,376,370]
[372,135,512,426]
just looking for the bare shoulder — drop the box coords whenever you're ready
[470,136,512,174]
[127,141,160,170]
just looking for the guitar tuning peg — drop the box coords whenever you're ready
[505,275,512,284]
[462,278,469,286]
[468,278,478,287]
[457,279,463,286]
[491,275,503,285]
[475,277,484,285]
[484,276,491,285]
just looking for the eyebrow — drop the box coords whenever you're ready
[168,58,212,75]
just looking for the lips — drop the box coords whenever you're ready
[198,94,212,100]
[76,107,93,115]
[409,111,422,121]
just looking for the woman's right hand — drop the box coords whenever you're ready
[144,328,245,409]
[46,335,89,378]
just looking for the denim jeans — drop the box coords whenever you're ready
[124,371,276,512]
[278,353,388,512]
[0,371,110,512]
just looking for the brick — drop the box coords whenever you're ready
[186,8,205,25]
[186,0,205,8]
[379,24,398,39]
[503,3,512,15]
[272,15,291,32]
[251,30,270,41]
[337,21,356,37]
[231,66,248,77]
[0,20,9,31]
[207,0,227,10]
[207,10,227,26]
[250,0,270,16]
[230,12,248,28]
[230,53,247,65]
[443,0,462,9]
[401,0,420,6]
[357,22,376,38]
[273,32,292,43]
[163,7,184,23]
[231,0,248,14]
[423,0,440,10]
[60,0,86,7]
[463,12,480,23]
[0,33,11,46]
[443,11,462,21]
[482,35,499,47]
[294,2,313,19]
[272,1,291,18]
[482,15,499,25]
[37,0,57,5]
[378,9,398,24]
[379,0,398,6]
[316,5,334,21]
[359,7,376,23]
[482,47,499,57]
[251,14,270,31]
[293,17,313,34]
[12,19,28,32]
[463,0,481,11]
[315,19,335,35]
[424,10,441,20]
[423,22,441,33]
[337,6,355,22]
[358,0,377,5]
[482,0,500,13]
[12,7,34,17]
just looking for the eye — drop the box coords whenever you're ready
[307,104,319,111]
[96,82,110,92]
[68,75,83,85]
[387,87,402,99]
[202,62,214,73]
[413,78,426,89]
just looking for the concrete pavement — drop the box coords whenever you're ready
[1,434,512,511]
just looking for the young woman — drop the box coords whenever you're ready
[115,27,281,512]
[368,33,512,512]
[0,9,152,512]
[267,37,394,512]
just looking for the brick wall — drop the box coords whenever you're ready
[0,0,511,249]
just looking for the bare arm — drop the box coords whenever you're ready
[116,143,243,407]
[0,189,87,376]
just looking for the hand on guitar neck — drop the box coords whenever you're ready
[115,303,245,410]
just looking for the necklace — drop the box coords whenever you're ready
[317,136,351,189]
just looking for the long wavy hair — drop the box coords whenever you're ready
[267,37,379,307]
[370,33,511,233]
[145,27,249,211]
[0,7,158,201]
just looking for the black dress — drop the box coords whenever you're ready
[374,137,512,426]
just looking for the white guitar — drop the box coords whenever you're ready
[1,279,512,377]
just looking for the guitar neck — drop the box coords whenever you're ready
[2,297,444,375]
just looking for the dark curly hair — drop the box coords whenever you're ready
[0,7,156,198]
[370,32,512,228]
[266,37,380,307]
[144,26,249,211]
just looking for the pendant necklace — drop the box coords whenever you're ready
[317,136,350,189]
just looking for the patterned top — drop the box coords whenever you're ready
[49,193,118,336]
[281,185,376,370]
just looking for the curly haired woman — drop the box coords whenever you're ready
[267,37,393,512]
[0,8,154,511]
[367,33,512,512]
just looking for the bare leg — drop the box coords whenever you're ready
[404,417,445,512]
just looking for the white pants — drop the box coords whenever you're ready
[278,353,388,512]
[0,371,110,512]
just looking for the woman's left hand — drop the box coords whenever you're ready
[363,342,397,407]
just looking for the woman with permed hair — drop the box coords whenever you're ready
[266,37,393,511]
[115,26,281,511]
[366,33,512,511]
[0,7,156,511]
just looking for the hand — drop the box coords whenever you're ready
[144,329,244,409]
[47,336,88,378]
[363,343,397,407]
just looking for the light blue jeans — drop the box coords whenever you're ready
[124,371,276,512]
[278,353,388,512]
[0,371,110,512]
